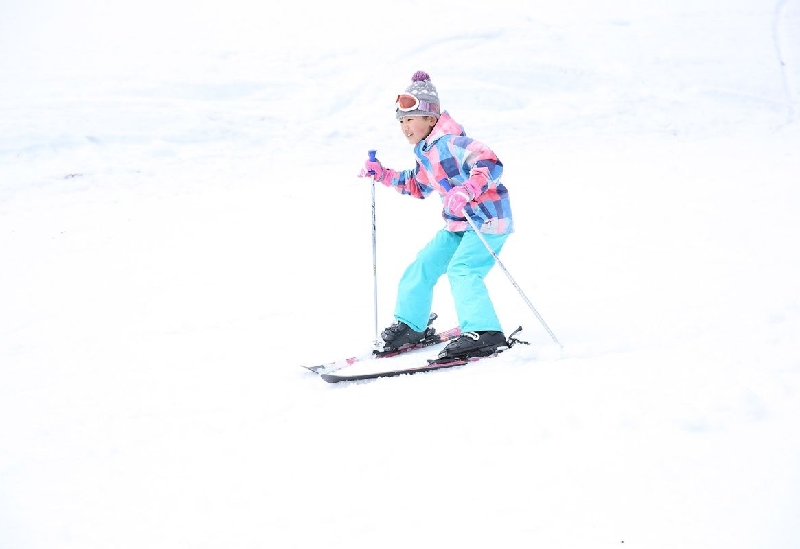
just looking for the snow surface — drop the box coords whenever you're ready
[2,0,800,547]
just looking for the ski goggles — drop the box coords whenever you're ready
[396,93,440,114]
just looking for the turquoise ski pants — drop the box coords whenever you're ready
[394,229,509,333]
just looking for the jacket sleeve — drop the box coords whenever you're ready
[453,136,503,196]
[379,163,435,199]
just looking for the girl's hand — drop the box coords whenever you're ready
[359,159,385,181]
[443,187,470,215]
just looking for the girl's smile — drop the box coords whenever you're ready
[399,115,437,145]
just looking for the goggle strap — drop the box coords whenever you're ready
[416,100,440,114]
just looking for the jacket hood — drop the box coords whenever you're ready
[423,111,464,148]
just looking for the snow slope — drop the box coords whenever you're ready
[1,1,799,547]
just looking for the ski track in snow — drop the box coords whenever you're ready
[773,0,796,123]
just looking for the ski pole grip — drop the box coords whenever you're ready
[367,149,377,175]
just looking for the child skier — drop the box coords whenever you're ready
[359,71,514,360]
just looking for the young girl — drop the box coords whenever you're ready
[360,70,514,360]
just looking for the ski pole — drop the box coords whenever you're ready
[443,180,562,347]
[368,150,379,344]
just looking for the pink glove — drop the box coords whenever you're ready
[358,159,386,182]
[443,175,485,215]
[463,170,487,198]
[444,187,470,215]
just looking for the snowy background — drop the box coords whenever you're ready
[2,0,800,547]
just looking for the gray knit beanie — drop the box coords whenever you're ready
[395,70,441,120]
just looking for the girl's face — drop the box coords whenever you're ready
[398,116,437,145]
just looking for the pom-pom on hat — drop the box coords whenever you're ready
[396,70,440,120]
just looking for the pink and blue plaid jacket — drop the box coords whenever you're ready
[381,111,513,235]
